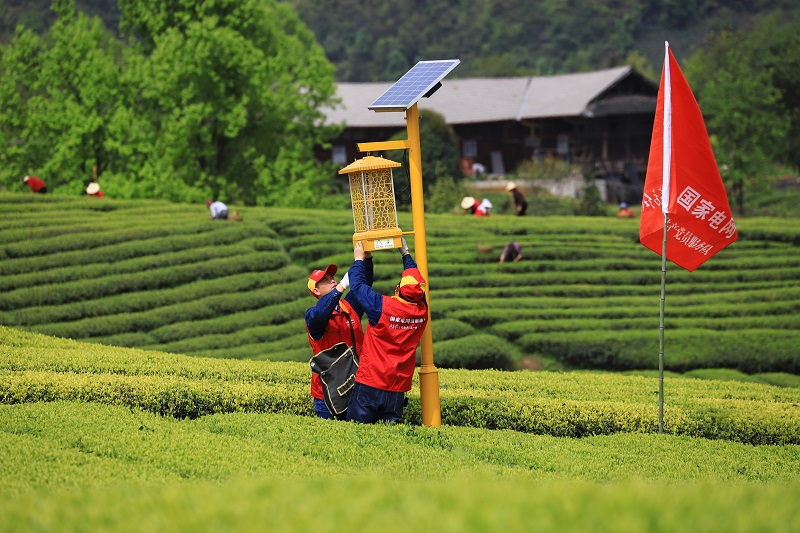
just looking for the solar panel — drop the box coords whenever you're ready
[368,59,460,111]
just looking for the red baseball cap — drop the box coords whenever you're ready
[398,268,426,302]
[308,264,338,294]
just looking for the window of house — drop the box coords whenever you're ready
[332,145,347,165]
[557,134,570,155]
[462,140,477,158]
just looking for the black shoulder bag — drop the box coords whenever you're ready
[309,313,359,418]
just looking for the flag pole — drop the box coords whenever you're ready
[657,41,672,435]
[658,214,667,433]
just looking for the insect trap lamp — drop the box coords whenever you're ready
[339,155,404,252]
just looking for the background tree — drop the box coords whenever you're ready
[685,13,796,214]
[385,109,462,208]
[116,0,341,205]
[0,0,341,206]
[284,0,799,81]
[0,0,123,191]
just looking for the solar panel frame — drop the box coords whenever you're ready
[368,59,461,111]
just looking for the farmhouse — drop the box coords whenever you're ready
[320,65,658,202]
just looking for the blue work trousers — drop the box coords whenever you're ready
[346,382,405,424]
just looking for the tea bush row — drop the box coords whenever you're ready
[518,328,800,373]
[0,210,205,239]
[0,252,285,310]
[3,267,304,326]
[432,280,791,300]
[3,195,799,375]
[137,317,307,354]
[432,334,516,370]
[3,327,799,444]
[34,286,305,341]
[0,223,211,259]
[0,244,260,292]
[490,314,800,339]
[441,298,800,327]
[428,266,799,290]
[436,285,800,311]
[0,223,272,275]
[172,333,312,361]
[1,359,797,445]
[143,299,308,344]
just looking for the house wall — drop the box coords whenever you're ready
[321,112,652,203]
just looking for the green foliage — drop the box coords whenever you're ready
[425,176,470,214]
[514,158,581,183]
[686,13,800,214]
[285,1,797,80]
[0,402,798,531]
[1,194,799,376]
[431,334,515,370]
[576,174,606,216]
[0,3,122,189]
[386,109,462,207]
[3,326,800,445]
[0,0,341,207]
[518,328,800,374]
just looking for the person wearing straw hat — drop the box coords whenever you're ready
[505,181,528,216]
[460,196,492,216]
[345,238,428,424]
[23,176,47,194]
[305,254,373,419]
[86,182,104,198]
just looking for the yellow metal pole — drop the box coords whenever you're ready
[406,103,441,427]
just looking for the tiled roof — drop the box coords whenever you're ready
[324,66,643,127]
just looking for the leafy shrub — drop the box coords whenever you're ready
[431,318,476,342]
[432,335,515,370]
[2,327,799,444]
[518,329,800,373]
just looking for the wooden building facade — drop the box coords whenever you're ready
[320,66,658,203]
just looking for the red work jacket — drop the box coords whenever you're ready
[356,296,428,393]
[306,299,364,399]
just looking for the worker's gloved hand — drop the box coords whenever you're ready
[340,272,350,290]
[354,241,365,261]
[399,237,409,255]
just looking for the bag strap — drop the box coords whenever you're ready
[346,305,358,357]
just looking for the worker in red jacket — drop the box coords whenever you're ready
[86,182,105,198]
[23,176,47,194]
[460,196,492,216]
[305,254,373,419]
[346,238,428,424]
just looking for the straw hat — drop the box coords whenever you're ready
[86,182,100,195]
[460,196,475,210]
[23,176,29,183]
[505,181,517,191]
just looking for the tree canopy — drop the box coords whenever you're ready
[385,109,462,208]
[284,0,800,81]
[685,13,799,213]
[0,0,341,206]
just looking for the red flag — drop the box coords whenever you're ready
[640,42,738,272]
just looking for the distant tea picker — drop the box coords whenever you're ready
[86,182,104,198]
[23,175,47,194]
[460,196,492,216]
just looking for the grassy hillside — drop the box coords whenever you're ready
[1,329,799,530]
[2,192,799,381]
